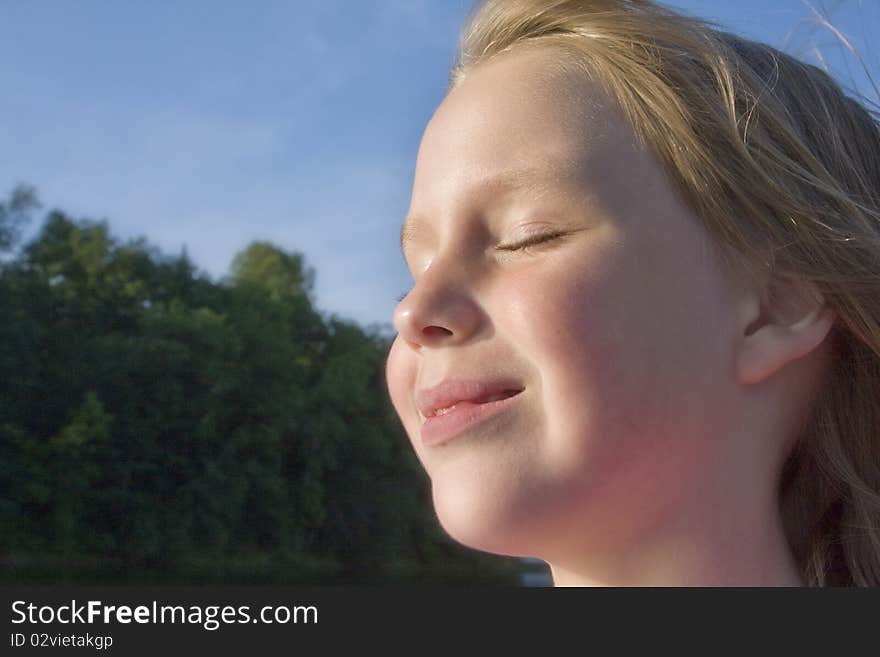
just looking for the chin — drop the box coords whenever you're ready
[430,481,546,558]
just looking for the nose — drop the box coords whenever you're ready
[392,263,481,349]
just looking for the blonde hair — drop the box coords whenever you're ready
[450,0,880,586]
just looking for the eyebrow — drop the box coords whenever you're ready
[399,165,565,255]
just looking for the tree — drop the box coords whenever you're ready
[229,241,316,302]
[0,184,40,254]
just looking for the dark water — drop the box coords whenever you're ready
[0,557,551,586]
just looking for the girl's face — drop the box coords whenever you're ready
[385,48,752,561]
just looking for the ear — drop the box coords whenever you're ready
[736,272,836,386]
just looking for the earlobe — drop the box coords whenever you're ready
[735,276,836,386]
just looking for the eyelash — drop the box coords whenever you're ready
[496,231,566,253]
[396,232,566,302]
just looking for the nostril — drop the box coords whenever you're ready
[422,326,453,337]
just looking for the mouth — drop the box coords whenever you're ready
[425,388,522,418]
[416,378,526,420]
[420,384,525,447]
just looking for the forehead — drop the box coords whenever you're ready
[420,48,611,169]
[402,48,635,250]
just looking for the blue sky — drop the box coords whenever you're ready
[3,0,877,332]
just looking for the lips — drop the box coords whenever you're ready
[416,379,525,419]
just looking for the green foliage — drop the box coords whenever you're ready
[229,241,316,302]
[0,187,493,582]
[0,183,40,252]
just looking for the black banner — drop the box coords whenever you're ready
[1,586,873,654]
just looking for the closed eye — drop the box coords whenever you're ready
[496,231,567,253]
[397,231,569,302]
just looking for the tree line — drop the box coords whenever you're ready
[0,185,521,583]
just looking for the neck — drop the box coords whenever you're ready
[547,489,802,587]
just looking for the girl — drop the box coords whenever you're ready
[385,0,880,586]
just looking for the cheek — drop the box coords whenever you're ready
[501,239,725,504]
[504,246,654,457]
